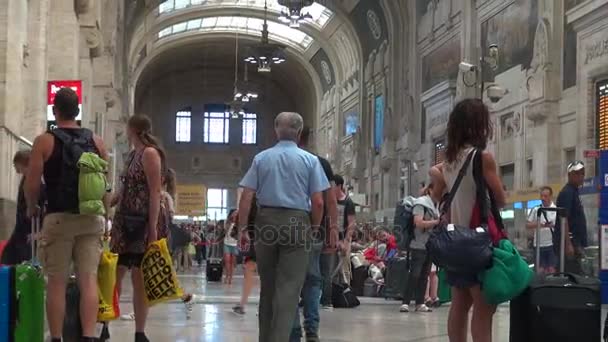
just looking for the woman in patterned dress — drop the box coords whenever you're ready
[110,115,165,342]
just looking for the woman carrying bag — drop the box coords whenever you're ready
[429,99,507,342]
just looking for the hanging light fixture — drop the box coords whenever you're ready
[278,0,314,28]
[229,31,247,119]
[234,62,259,103]
[244,0,287,73]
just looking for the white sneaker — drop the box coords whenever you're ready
[183,294,196,319]
[416,304,432,312]
[399,304,410,313]
[322,304,334,311]
[120,312,135,320]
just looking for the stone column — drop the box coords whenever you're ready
[23,0,49,140]
[47,0,79,80]
[0,0,29,239]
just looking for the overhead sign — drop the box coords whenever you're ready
[175,184,207,216]
[47,80,83,129]
[584,149,601,159]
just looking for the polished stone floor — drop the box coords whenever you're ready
[106,267,514,342]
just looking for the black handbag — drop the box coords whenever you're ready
[425,150,493,274]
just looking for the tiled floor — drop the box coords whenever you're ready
[107,268,513,342]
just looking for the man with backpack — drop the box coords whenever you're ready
[25,87,109,342]
[333,175,356,280]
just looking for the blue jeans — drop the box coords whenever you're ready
[290,242,323,341]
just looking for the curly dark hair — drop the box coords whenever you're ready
[445,98,493,163]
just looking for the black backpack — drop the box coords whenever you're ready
[48,129,98,213]
[393,196,416,251]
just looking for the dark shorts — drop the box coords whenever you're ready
[117,253,144,269]
[446,271,480,288]
[538,246,556,269]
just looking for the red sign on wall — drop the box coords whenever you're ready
[47,80,83,126]
[47,80,82,105]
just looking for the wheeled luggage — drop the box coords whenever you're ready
[383,256,408,300]
[206,240,223,282]
[509,207,601,342]
[0,265,13,342]
[13,216,44,342]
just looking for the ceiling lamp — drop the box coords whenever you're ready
[244,0,287,73]
[234,63,259,103]
[278,0,314,28]
[230,31,248,118]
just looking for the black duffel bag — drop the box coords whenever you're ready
[332,283,360,308]
[426,149,493,274]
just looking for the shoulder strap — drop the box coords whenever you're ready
[441,149,475,216]
[50,129,72,145]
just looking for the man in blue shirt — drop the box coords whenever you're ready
[237,112,330,342]
[555,160,588,274]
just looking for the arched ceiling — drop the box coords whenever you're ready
[129,0,372,127]
[135,37,318,122]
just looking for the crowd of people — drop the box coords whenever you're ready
[1,89,591,342]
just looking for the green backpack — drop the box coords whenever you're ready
[77,152,108,216]
[50,129,108,216]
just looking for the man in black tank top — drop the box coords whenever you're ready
[25,87,109,342]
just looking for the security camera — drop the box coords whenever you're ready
[459,62,477,73]
[412,162,419,172]
[486,84,508,103]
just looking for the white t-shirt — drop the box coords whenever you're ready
[527,203,556,248]
[224,222,238,247]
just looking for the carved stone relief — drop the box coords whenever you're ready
[500,112,521,140]
[526,19,550,114]
[83,27,104,58]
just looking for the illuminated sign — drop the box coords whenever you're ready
[47,80,83,129]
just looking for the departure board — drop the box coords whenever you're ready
[599,82,608,149]
[434,140,446,165]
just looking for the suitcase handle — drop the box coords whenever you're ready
[545,272,580,283]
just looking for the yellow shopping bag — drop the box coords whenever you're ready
[142,238,184,306]
[97,250,119,321]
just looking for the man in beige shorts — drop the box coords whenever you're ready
[25,87,109,342]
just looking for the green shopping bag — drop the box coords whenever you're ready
[438,268,451,303]
[479,239,533,305]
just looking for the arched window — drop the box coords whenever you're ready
[242,113,257,144]
[204,104,230,144]
[175,109,192,142]
[206,188,228,220]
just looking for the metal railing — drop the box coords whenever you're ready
[0,126,33,201]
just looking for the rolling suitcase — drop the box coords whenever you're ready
[13,217,44,342]
[206,241,223,282]
[509,207,601,342]
[383,256,408,300]
[0,265,14,342]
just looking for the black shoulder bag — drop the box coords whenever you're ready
[425,149,493,274]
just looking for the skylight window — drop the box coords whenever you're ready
[158,0,333,29]
[157,16,314,50]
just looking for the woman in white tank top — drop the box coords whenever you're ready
[429,99,506,342]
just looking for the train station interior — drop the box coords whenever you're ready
[0,0,607,341]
